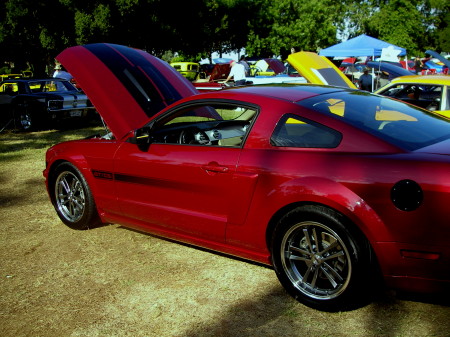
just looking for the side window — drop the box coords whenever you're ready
[271,114,342,148]
[0,83,18,94]
[152,103,257,147]
[29,81,44,93]
[381,84,405,98]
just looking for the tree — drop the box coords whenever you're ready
[245,0,346,59]
[361,0,427,55]
[68,0,255,60]
[0,0,76,76]
[354,0,449,56]
[1,0,447,76]
[429,0,450,52]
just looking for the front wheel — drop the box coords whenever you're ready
[15,108,35,131]
[50,162,100,230]
[271,205,374,311]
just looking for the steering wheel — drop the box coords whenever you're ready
[178,129,211,145]
[178,129,196,144]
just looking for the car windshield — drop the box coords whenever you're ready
[297,91,450,151]
[157,103,255,126]
[27,80,76,93]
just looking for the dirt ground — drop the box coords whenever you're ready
[1,127,450,337]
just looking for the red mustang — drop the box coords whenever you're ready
[43,44,450,311]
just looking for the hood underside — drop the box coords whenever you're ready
[425,50,450,69]
[57,43,198,139]
[287,52,357,89]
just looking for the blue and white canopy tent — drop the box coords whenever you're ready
[319,34,406,58]
[319,34,408,90]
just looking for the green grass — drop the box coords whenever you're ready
[0,125,105,156]
[1,125,450,337]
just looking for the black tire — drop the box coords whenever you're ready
[271,205,374,311]
[50,162,100,230]
[15,108,35,131]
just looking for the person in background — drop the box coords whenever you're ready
[224,60,246,86]
[358,68,373,91]
[414,57,424,74]
[53,64,73,81]
[239,55,250,76]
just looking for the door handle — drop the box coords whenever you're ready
[202,162,229,173]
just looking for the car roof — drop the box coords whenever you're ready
[390,75,450,85]
[217,84,350,102]
[0,78,67,83]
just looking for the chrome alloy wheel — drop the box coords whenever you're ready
[280,221,352,300]
[55,170,86,223]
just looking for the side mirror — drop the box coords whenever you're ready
[130,126,153,150]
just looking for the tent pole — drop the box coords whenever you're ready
[372,53,375,91]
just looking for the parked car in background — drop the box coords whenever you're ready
[423,58,447,74]
[365,61,415,91]
[423,50,450,74]
[287,52,356,89]
[0,73,23,81]
[374,75,450,118]
[192,63,231,91]
[170,62,200,81]
[400,59,415,71]
[338,57,357,70]
[44,43,450,312]
[249,58,286,76]
[0,78,96,131]
[339,64,366,85]
[194,52,353,91]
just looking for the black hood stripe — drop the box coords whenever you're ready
[84,43,185,119]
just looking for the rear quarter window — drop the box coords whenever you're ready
[297,91,450,151]
[271,114,342,148]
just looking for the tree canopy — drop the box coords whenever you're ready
[0,0,448,76]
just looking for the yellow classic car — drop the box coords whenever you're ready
[170,62,200,81]
[0,73,23,81]
[374,75,450,118]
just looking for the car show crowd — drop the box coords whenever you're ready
[1,35,449,133]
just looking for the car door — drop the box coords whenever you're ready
[113,101,257,242]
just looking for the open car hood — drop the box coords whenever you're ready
[425,50,450,69]
[254,59,286,74]
[57,43,198,139]
[367,61,413,78]
[208,64,231,81]
[287,52,356,89]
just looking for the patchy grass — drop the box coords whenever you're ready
[0,126,449,337]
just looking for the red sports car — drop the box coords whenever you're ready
[43,44,450,312]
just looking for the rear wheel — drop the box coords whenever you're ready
[271,205,373,311]
[50,162,100,230]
